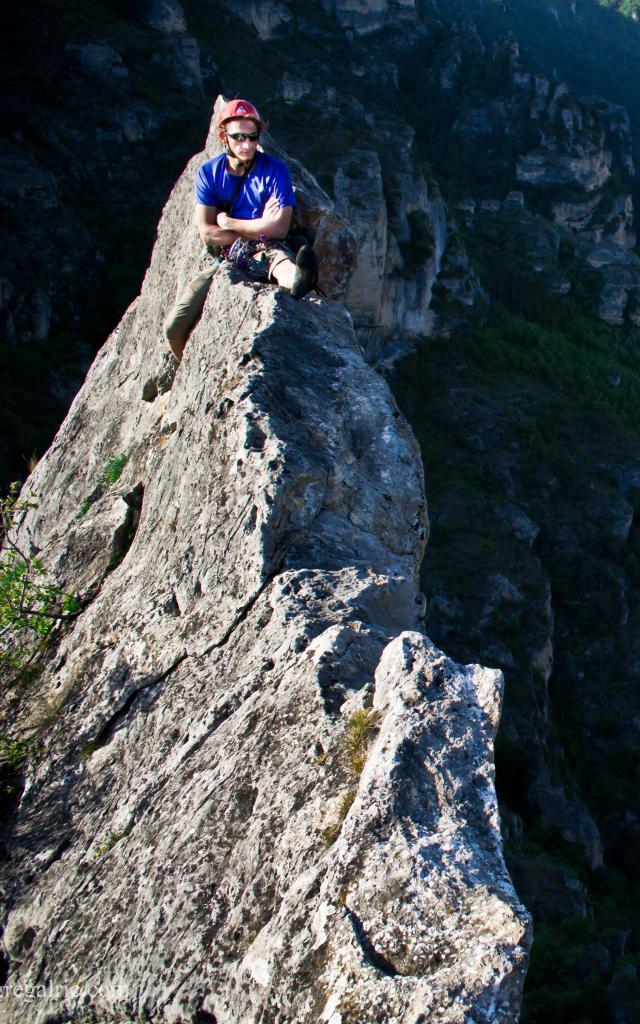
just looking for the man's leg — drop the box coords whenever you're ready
[164,265,218,362]
[267,244,318,300]
[269,256,296,290]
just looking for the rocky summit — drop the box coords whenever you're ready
[0,109,529,1021]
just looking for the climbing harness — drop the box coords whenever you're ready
[225,238,271,282]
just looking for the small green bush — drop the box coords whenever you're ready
[101,453,128,487]
[1,482,79,679]
[320,709,381,847]
[0,736,34,795]
[77,451,128,518]
[94,829,128,859]
[77,498,94,519]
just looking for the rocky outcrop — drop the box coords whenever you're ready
[513,72,614,192]
[584,240,640,324]
[146,0,188,33]
[0,106,530,1021]
[480,203,572,296]
[516,146,612,191]
[590,98,636,178]
[144,0,210,90]
[432,24,640,326]
[439,27,638,294]
[432,223,488,316]
[321,0,423,36]
[65,41,129,79]
[219,0,293,39]
[281,70,312,102]
[334,150,389,326]
[447,33,620,207]
[323,0,391,36]
[333,134,452,356]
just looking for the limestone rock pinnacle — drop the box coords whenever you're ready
[0,101,530,1023]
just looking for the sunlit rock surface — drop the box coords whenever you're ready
[0,105,530,1022]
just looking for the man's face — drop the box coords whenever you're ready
[224,118,260,161]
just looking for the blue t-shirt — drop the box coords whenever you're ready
[195,151,297,219]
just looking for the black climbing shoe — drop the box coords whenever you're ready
[291,245,318,300]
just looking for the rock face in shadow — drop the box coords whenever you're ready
[220,0,293,39]
[333,142,452,350]
[430,24,640,328]
[0,110,530,1023]
[323,0,421,37]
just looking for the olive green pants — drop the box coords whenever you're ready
[164,262,220,361]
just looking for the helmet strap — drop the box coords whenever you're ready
[223,131,257,176]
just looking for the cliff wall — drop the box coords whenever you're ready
[0,114,530,1022]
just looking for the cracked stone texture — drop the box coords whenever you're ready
[0,109,530,1023]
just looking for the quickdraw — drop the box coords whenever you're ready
[224,238,270,282]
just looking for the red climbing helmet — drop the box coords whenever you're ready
[217,98,264,130]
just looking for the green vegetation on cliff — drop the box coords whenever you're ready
[598,0,640,19]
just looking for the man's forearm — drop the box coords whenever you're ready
[199,224,240,247]
[198,220,281,246]
[219,215,288,241]
[197,206,292,246]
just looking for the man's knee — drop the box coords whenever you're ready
[164,310,193,364]
[164,316,185,345]
[164,267,216,357]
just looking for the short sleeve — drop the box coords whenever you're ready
[195,163,217,207]
[272,160,297,209]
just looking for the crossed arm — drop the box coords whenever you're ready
[196,196,293,247]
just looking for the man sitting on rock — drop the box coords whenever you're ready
[165,98,318,362]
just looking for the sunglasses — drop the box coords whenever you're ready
[226,131,260,142]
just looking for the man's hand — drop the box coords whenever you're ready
[258,197,292,239]
[262,196,282,225]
